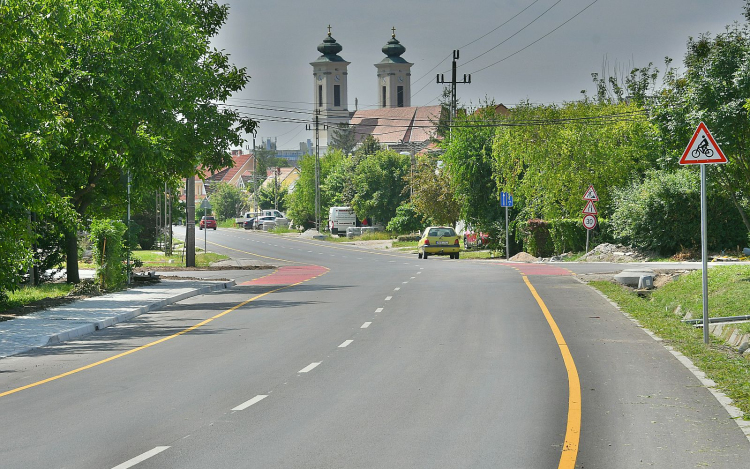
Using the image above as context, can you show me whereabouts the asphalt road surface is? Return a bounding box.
[1,227,749,468]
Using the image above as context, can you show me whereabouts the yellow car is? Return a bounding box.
[418,226,460,259]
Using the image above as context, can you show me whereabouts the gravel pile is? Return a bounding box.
[509,252,540,263]
[578,243,654,263]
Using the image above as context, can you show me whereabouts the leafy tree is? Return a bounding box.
[441,106,502,233]
[257,184,289,212]
[288,150,345,229]
[351,150,409,226]
[411,155,460,226]
[355,135,381,157]
[47,0,257,283]
[386,203,424,234]
[210,182,246,220]
[329,123,357,155]
[650,19,750,231]
[492,100,658,220]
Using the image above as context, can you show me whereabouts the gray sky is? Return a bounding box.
[212,0,744,149]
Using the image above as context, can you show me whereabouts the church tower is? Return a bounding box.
[310,26,350,147]
[375,28,413,108]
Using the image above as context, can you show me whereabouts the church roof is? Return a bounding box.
[349,105,443,146]
[311,29,347,63]
[379,33,410,64]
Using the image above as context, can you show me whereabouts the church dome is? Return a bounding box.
[313,27,346,63]
[382,36,406,58]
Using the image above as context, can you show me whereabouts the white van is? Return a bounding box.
[328,206,357,235]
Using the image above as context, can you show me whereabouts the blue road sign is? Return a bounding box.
[501,192,513,207]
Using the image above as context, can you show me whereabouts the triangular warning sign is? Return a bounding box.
[582,185,598,201]
[679,122,728,165]
[582,200,598,215]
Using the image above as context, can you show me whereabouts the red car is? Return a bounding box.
[464,231,489,249]
[199,216,217,230]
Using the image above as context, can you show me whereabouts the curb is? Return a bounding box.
[44,280,235,346]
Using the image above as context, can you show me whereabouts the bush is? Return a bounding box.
[397,234,421,242]
[386,203,424,234]
[89,219,128,290]
[610,170,747,255]
[547,218,614,254]
[523,219,553,257]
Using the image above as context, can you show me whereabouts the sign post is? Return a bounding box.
[679,122,728,344]
[582,185,599,253]
[501,191,513,260]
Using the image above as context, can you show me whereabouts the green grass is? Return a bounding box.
[589,265,750,419]
[459,250,505,259]
[218,219,236,228]
[0,283,75,312]
[392,241,418,249]
[131,249,228,268]
[270,225,296,234]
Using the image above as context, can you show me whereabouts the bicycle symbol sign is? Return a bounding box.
[679,122,727,165]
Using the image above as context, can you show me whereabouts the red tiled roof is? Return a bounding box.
[349,105,442,145]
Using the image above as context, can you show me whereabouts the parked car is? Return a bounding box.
[418,226,460,259]
[199,216,217,230]
[235,211,261,227]
[243,218,256,230]
[254,215,277,230]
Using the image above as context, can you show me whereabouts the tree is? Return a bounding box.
[411,155,460,227]
[329,123,357,155]
[288,150,346,229]
[211,183,246,220]
[650,18,750,231]
[355,135,381,157]
[351,150,409,226]
[46,0,256,282]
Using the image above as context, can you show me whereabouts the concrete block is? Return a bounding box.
[614,269,656,287]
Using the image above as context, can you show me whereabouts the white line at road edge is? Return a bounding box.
[299,362,321,373]
[112,446,170,469]
[232,395,268,411]
[385,296,392,301]
[375,308,383,313]
[339,340,353,348]
[361,322,372,328]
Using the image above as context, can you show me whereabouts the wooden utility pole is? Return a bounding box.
[436,50,471,133]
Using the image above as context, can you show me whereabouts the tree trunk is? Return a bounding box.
[728,189,750,234]
[65,228,80,284]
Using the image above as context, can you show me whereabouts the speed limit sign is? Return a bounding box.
[583,214,597,230]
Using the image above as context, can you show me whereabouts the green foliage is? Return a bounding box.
[351,150,410,226]
[355,135,381,157]
[610,170,747,254]
[386,203,424,234]
[89,218,128,290]
[210,182,246,220]
[257,184,289,211]
[545,218,614,254]
[288,150,345,229]
[649,20,750,231]
[522,219,553,257]
[411,155,460,226]
[441,106,502,232]
[492,100,658,220]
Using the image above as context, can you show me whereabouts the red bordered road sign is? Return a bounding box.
[583,185,598,201]
[582,200,598,215]
[583,214,597,230]
[679,122,728,165]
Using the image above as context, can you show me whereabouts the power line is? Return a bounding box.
[470,0,601,75]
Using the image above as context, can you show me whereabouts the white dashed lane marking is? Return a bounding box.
[376,308,383,313]
[232,395,268,411]
[112,447,170,469]
[339,340,353,348]
[299,362,321,373]
[394,287,400,291]
[361,322,372,328]
[385,296,392,301]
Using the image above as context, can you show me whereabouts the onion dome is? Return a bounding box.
[313,26,346,63]
[379,28,409,64]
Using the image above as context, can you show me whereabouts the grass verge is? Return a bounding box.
[131,249,228,268]
[0,283,75,312]
[589,265,750,419]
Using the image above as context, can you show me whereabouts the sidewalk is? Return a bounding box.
[0,279,234,358]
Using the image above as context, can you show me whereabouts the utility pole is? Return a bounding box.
[436,50,471,132]
[306,110,326,231]
[246,136,258,214]
[185,176,195,267]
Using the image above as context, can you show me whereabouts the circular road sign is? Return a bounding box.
[583,214,597,230]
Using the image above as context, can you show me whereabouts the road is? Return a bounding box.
[1,227,749,468]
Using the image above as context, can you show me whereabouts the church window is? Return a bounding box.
[318,85,322,107]
[334,85,341,107]
[382,86,386,108]
[397,86,404,107]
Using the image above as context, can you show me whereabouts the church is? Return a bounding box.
[310,27,443,154]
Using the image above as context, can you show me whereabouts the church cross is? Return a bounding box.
[391,26,396,38]
[327,25,332,36]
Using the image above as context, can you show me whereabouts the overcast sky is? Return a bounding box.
[212,0,745,149]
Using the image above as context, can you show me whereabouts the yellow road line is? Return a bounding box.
[522,275,581,469]
[0,268,329,399]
